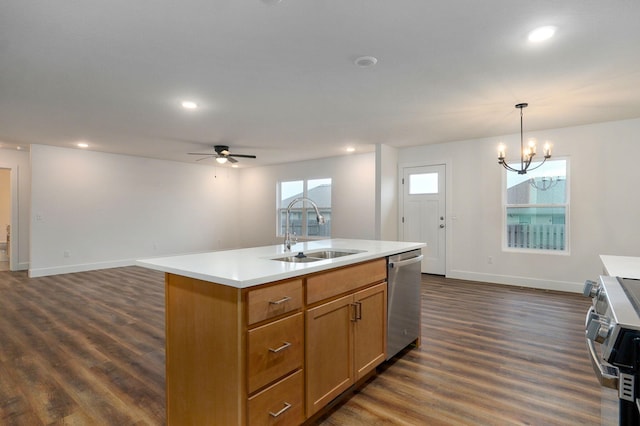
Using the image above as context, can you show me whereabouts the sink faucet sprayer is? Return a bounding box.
[284,197,326,251]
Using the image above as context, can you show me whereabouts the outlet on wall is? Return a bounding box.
[488,256,493,264]
[63,250,70,258]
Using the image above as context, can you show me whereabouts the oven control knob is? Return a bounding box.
[582,280,599,298]
[586,316,611,343]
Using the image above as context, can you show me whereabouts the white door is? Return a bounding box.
[402,165,446,274]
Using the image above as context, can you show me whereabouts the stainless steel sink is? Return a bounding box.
[271,249,365,263]
[305,250,364,259]
[272,255,322,263]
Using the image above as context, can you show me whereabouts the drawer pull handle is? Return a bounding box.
[269,402,292,418]
[269,341,292,353]
[269,296,291,305]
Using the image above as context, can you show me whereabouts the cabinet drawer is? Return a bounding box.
[247,279,303,325]
[248,313,303,394]
[248,369,304,426]
[306,259,387,305]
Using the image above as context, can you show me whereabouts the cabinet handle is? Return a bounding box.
[350,303,358,322]
[355,301,362,320]
[268,341,292,353]
[269,296,291,305]
[269,402,292,418]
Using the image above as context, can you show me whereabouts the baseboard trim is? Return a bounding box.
[28,259,135,278]
[447,269,583,294]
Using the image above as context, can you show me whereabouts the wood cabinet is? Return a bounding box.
[164,258,387,425]
[305,258,387,417]
[353,284,387,380]
[165,275,304,426]
[305,282,387,416]
[306,294,354,415]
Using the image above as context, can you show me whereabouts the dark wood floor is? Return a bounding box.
[317,275,618,426]
[0,267,616,425]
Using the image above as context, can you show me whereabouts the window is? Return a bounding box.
[503,159,568,252]
[409,172,438,194]
[278,178,331,238]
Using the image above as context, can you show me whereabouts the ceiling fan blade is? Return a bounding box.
[227,156,238,163]
[195,156,214,162]
[228,154,257,159]
[188,152,215,155]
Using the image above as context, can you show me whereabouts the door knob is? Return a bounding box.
[439,224,445,228]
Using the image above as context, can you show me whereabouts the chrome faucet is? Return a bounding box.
[284,197,326,251]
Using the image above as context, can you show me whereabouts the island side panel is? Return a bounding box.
[165,273,245,425]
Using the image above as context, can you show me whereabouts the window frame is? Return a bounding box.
[276,178,332,239]
[501,157,570,255]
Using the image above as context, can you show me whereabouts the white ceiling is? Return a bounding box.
[2,0,640,167]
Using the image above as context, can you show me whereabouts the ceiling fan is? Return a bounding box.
[188,145,257,164]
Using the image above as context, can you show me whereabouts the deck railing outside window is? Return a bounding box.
[507,224,565,250]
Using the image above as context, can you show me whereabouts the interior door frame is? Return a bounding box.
[398,158,453,276]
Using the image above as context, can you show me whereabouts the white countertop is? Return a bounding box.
[600,255,640,279]
[137,238,425,288]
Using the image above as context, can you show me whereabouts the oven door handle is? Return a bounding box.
[585,307,619,390]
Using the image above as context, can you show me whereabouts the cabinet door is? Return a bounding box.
[305,294,354,417]
[353,283,387,381]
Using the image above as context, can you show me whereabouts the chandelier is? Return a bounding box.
[498,103,551,174]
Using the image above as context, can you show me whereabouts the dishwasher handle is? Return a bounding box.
[389,255,423,268]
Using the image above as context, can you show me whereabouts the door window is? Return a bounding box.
[409,173,438,194]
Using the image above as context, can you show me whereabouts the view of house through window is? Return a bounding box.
[278,178,331,238]
[504,159,568,251]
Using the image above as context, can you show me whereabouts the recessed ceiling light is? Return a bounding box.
[231,164,239,168]
[354,56,378,67]
[528,26,556,43]
[77,142,89,148]
[181,100,198,110]
[346,146,356,153]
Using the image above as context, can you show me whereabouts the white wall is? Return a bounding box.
[0,148,30,270]
[237,153,376,247]
[375,144,398,240]
[398,117,640,292]
[29,145,239,277]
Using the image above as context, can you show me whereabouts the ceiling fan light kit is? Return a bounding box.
[188,145,257,165]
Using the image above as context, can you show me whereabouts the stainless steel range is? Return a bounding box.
[583,276,640,425]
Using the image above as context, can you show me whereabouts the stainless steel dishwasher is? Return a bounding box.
[386,249,423,360]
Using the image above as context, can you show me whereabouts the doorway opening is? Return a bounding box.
[0,168,10,271]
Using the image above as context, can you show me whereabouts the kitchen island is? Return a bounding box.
[600,255,640,279]
[138,238,424,426]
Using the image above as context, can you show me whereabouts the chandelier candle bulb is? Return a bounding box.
[498,144,506,159]
[543,142,551,157]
